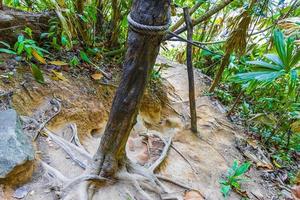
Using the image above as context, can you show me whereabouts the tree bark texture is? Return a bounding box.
[184,7,197,133]
[0,7,53,43]
[165,0,234,40]
[92,0,171,177]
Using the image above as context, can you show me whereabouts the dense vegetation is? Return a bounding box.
[0,0,299,194]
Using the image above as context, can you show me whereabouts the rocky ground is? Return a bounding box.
[0,54,298,199]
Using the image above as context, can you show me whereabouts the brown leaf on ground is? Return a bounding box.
[91,73,103,80]
[256,162,274,170]
[184,190,204,200]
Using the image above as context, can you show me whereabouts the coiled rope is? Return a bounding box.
[127,14,171,35]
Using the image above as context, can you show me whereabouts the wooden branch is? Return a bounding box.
[167,31,222,55]
[209,52,230,93]
[170,1,205,32]
[165,0,234,40]
[227,90,243,116]
[184,7,197,133]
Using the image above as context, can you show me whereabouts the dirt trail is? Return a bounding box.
[0,55,277,199]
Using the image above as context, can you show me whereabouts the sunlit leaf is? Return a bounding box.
[264,54,283,67]
[51,70,68,81]
[80,51,91,63]
[273,29,287,66]
[247,60,282,71]
[0,48,17,55]
[32,49,47,64]
[49,61,68,66]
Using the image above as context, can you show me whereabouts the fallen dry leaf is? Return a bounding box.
[49,60,68,66]
[51,70,68,82]
[91,73,103,80]
[184,190,204,200]
[256,162,274,170]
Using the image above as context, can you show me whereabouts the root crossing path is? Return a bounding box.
[1,56,277,200]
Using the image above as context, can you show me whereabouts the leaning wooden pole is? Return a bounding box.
[184,7,197,133]
[92,0,171,177]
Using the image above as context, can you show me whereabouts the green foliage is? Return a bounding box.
[0,29,47,83]
[219,160,251,198]
[232,29,299,95]
[30,64,45,84]
[229,30,300,154]
[69,56,80,68]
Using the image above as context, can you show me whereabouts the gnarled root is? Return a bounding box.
[37,124,195,200]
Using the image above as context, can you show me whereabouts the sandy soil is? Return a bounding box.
[0,55,280,200]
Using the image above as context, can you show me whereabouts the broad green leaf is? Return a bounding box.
[273,29,287,66]
[264,54,283,67]
[17,42,24,55]
[0,48,17,55]
[235,162,251,176]
[80,51,91,63]
[232,71,284,83]
[31,64,45,84]
[220,185,231,197]
[247,60,282,71]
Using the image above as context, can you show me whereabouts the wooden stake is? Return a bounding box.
[184,7,197,133]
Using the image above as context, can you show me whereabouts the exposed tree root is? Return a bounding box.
[25,108,197,200]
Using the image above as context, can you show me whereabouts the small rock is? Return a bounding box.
[0,109,35,185]
[13,186,29,199]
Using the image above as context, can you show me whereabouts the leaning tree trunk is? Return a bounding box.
[91,0,171,177]
[0,7,53,43]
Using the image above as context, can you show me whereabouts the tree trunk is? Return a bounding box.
[0,8,53,43]
[209,52,230,93]
[96,0,104,34]
[0,0,3,10]
[91,0,171,177]
[108,0,121,48]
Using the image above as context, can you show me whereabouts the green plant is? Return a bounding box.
[69,56,80,67]
[230,29,300,151]
[0,30,48,83]
[232,29,299,95]
[219,160,251,198]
